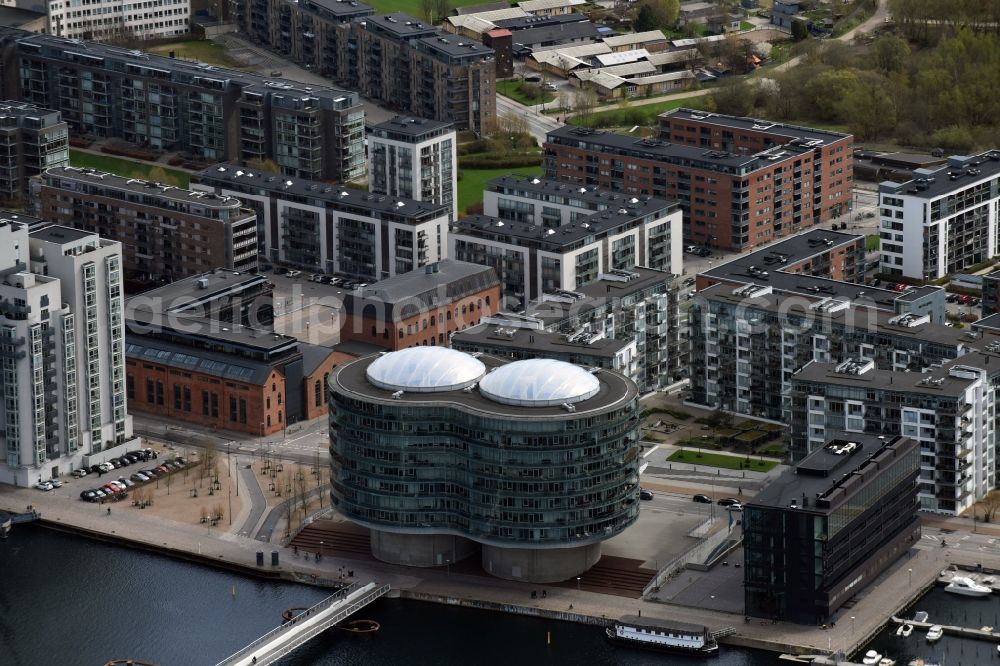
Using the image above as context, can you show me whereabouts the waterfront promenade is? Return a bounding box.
[0,478,990,658]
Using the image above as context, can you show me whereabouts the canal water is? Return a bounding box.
[0,526,779,665]
[862,584,1000,665]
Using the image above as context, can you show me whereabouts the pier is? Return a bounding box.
[214,581,390,666]
[0,508,40,537]
[890,615,1000,644]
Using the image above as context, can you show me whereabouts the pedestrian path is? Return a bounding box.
[238,466,266,538]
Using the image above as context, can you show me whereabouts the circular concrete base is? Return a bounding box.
[481,542,602,583]
[370,530,477,568]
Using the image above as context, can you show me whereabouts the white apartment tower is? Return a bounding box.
[368,116,458,221]
[47,0,190,40]
[878,151,1000,280]
[0,219,137,486]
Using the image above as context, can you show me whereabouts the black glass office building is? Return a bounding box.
[743,434,920,624]
[328,347,640,582]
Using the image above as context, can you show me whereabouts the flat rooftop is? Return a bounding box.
[332,352,636,420]
[129,269,270,314]
[352,260,497,306]
[42,166,244,210]
[16,33,359,105]
[696,282,970,348]
[197,164,448,220]
[29,225,96,244]
[750,434,914,512]
[661,108,851,145]
[879,150,1000,200]
[368,115,453,139]
[0,100,61,121]
[529,268,673,325]
[793,359,977,397]
[486,175,678,215]
[300,0,373,17]
[452,322,631,359]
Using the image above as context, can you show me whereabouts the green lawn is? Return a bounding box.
[147,40,246,68]
[569,94,710,129]
[866,234,880,252]
[458,165,543,214]
[740,21,754,30]
[69,150,191,188]
[668,448,779,472]
[497,80,555,106]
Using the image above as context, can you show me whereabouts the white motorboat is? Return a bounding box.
[863,650,883,665]
[913,611,929,623]
[926,625,943,642]
[896,624,904,636]
[944,575,992,597]
[879,659,896,666]
[901,623,913,637]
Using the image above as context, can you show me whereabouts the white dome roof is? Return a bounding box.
[479,359,600,407]
[366,347,486,393]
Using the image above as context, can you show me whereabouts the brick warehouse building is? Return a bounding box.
[339,259,501,350]
[125,270,351,435]
[543,109,853,253]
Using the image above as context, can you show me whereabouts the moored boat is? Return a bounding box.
[926,625,943,642]
[862,650,883,665]
[944,576,991,597]
[605,616,719,656]
[901,624,913,637]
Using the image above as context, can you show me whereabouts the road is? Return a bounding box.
[496,95,562,146]
[775,0,890,73]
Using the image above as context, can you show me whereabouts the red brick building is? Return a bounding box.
[340,260,501,351]
[543,109,853,253]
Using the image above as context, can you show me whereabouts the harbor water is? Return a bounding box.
[0,526,777,665]
[862,584,1000,665]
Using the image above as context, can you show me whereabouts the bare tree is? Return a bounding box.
[421,0,434,22]
[432,0,451,23]
[980,491,1000,522]
[573,88,599,120]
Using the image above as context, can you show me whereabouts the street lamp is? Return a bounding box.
[576,576,581,591]
[851,616,856,636]
[319,540,324,561]
[445,558,451,576]
[908,568,912,587]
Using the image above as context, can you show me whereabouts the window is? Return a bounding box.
[183,386,191,412]
[314,379,322,407]
[173,384,181,410]
[277,393,282,405]
[156,381,164,406]
[278,410,282,423]
[127,375,135,400]
[202,390,209,415]
[145,379,154,403]
[446,311,451,321]
[229,396,237,421]
[239,398,247,424]
[399,328,404,339]
[210,392,218,417]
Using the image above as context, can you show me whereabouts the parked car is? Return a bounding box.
[717,497,741,506]
[542,82,557,91]
[141,468,160,478]
[89,464,103,474]
[639,488,654,501]
[946,294,958,303]
[286,270,302,278]
[692,494,712,503]
[49,479,63,488]
[34,481,53,491]
[682,277,696,287]
[99,462,115,473]
[109,459,122,469]
[93,488,107,499]
[960,294,972,305]
[175,456,188,466]
[727,502,744,512]
[80,490,97,501]
[117,477,136,488]
[72,469,88,478]
[131,473,149,482]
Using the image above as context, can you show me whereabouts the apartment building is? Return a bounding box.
[33,166,258,282]
[790,358,992,516]
[368,116,457,220]
[544,111,853,252]
[452,266,679,391]
[450,176,682,304]
[0,31,365,182]
[0,220,140,486]
[231,4,496,133]
[126,272,348,435]
[339,259,501,350]
[192,163,450,279]
[46,0,189,40]
[0,101,68,204]
[983,270,1000,317]
[878,151,1000,280]
[744,434,919,623]
[689,282,969,435]
[695,228,946,324]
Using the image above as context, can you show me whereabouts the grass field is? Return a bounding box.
[668,448,779,472]
[147,40,245,69]
[569,94,710,128]
[69,150,191,187]
[458,165,543,214]
[497,80,555,106]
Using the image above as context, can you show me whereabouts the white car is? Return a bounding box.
[48,479,63,488]
[99,462,115,473]
[727,502,744,512]
[34,481,53,491]
[72,469,88,478]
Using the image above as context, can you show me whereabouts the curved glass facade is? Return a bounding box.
[328,356,641,549]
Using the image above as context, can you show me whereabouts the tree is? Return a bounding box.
[980,490,1000,523]
[432,0,451,23]
[712,77,756,116]
[572,88,598,121]
[791,18,809,41]
[840,72,897,141]
[871,35,911,75]
[633,0,680,32]
[420,0,433,22]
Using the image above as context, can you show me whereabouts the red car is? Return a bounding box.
[895,283,908,292]
[959,294,972,305]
